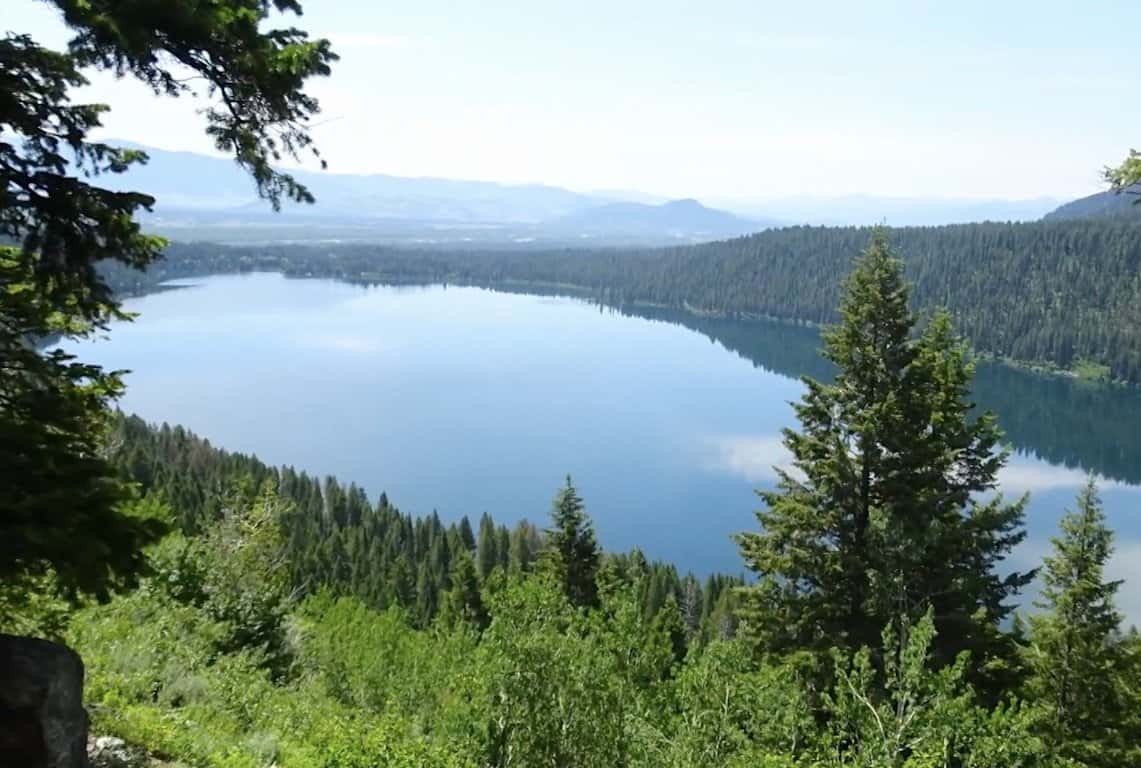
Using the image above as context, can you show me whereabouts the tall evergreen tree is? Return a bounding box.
[1024,479,1137,767]
[509,520,540,573]
[1,251,164,602]
[736,230,1030,680]
[388,556,415,609]
[443,550,487,629]
[3,0,333,606]
[541,476,600,608]
[476,512,499,580]
[413,560,438,628]
[429,535,452,588]
[457,515,476,552]
[496,526,512,572]
[680,574,703,637]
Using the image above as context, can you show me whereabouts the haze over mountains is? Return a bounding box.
[723,195,1064,227]
[109,142,1108,245]
[110,143,764,245]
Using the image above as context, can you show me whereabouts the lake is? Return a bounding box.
[68,272,1141,619]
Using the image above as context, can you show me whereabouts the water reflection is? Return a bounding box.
[622,304,1141,488]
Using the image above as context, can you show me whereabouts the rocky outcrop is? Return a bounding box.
[88,736,148,768]
[0,633,88,768]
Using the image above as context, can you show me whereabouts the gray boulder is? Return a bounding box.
[0,633,88,768]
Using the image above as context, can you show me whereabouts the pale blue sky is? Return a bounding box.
[11,0,1140,202]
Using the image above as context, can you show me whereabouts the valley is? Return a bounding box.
[64,273,1141,620]
[7,1,1141,764]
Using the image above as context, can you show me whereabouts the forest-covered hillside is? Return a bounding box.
[1044,187,1141,221]
[105,412,737,637]
[24,238,1136,767]
[111,217,1141,381]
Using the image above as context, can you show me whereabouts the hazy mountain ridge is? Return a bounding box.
[106,142,599,222]
[102,142,1089,243]
[1043,187,1141,221]
[103,142,763,244]
[549,198,773,238]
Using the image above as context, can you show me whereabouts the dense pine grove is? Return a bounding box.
[107,412,739,637]
[106,216,1141,381]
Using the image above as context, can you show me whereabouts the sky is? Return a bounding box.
[10,0,1140,203]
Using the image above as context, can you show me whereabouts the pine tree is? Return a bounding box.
[443,551,487,629]
[2,0,333,606]
[509,520,540,573]
[654,594,688,663]
[1025,479,1137,767]
[429,535,451,589]
[680,574,704,637]
[736,230,1030,681]
[457,516,476,552]
[476,512,499,580]
[541,476,600,608]
[414,560,438,628]
[496,526,512,572]
[388,556,415,609]
[643,566,673,620]
[704,588,739,643]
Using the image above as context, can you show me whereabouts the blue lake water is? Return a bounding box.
[67,273,1141,619]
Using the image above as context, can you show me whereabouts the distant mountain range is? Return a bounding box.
[97,141,1121,243]
[104,142,767,245]
[549,198,761,239]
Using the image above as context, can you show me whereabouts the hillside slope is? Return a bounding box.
[1044,187,1141,220]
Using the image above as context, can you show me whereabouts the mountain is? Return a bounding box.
[549,198,770,240]
[101,142,758,245]
[105,142,598,222]
[99,141,1068,240]
[1043,187,1141,220]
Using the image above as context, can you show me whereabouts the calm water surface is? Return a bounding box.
[68,273,1141,618]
